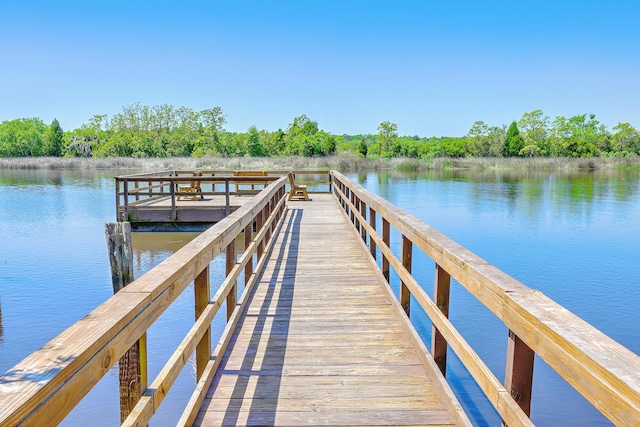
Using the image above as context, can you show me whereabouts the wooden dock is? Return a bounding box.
[194,195,465,426]
[2,171,639,427]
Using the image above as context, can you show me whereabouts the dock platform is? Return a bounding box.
[194,195,464,426]
[2,171,638,427]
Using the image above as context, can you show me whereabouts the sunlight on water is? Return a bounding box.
[1,168,638,426]
[352,170,640,427]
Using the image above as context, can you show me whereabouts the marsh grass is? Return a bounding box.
[1,155,639,171]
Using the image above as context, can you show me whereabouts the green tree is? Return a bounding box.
[372,121,398,157]
[247,125,264,156]
[551,114,607,157]
[44,119,64,156]
[518,110,550,157]
[504,121,524,156]
[466,121,505,157]
[610,122,640,156]
[263,129,285,156]
[358,137,368,157]
[0,118,47,157]
[283,114,336,157]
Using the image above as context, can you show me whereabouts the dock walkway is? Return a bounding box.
[195,194,463,426]
[4,172,637,427]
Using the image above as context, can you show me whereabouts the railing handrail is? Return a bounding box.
[114,169,331,180]
[115,170,332,222]
[330,170,640,426]
[0,177,288,426]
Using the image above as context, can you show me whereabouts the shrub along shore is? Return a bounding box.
[1,155,639,172]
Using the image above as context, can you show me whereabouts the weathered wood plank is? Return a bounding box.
[194,194,466,426]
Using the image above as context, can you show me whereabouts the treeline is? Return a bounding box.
[1,104,639,159]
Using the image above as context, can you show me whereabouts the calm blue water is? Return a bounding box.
[1,168,638,426]
[350,169,640,427]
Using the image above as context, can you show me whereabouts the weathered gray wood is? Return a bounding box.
[0,179,287,427]
[105,222,134,293]
[195,194,467,426]
[105,222,147,423]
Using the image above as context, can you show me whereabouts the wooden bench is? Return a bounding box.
[177,172,205,201]
[288,172,309,201]
[233,171,269,193]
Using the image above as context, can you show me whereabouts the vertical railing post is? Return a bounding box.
[226,240,237,321]
[360,200,367,242]
[244,223,253,286]
[170,178,176,221]
[350,191,356,224]
[504,330,535,420]
[400,235,412,317]
[382,219,390,283]
[328,172,332,193]
[123,179,129,221]
[225,179,231,216]
[194,265,210,380]
[354,195,361,234]
[432,264,450,376]
[105,222,147,423]
[134,181,139,202]
[115,178,121,221]
[346,187,351,218]
[256,210,264,259]
[369,208,377,259]
[264,204,272,244]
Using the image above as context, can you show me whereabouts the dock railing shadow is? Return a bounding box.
[0,177,290,426]
[212,208,302,425]
[330,170,640,427]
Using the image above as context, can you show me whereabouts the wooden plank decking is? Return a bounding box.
[194,194,464,426]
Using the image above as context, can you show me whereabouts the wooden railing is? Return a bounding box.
[330,171,640,427]
[115,170,331,221]
[0,178,288,426]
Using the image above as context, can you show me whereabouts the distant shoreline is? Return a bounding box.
[1,155,639,171]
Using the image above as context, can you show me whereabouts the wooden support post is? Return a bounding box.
[382,219,390,283]
[350,191,356,224]
[115,179,122,221]
[369,208,377,259]
[264,205,271,244]
[346,188,351,218]
[360,201,367,242]
[244,223,253,285]
[256,210,264,259]
[170,178,176,220]
[123,179,130,221]
[400,235,412,317]
[225,180,231,216]
[226,240,237,321]
[194,265,210,381]
[134,181,139,201]
[354,196,361,235]
[105,222,147,423]
[504,330,535,420]
[432,264,450,376]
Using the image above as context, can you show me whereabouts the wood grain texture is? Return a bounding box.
[0,179,287,427]
[194,194,464,426]
[331,171,640,426]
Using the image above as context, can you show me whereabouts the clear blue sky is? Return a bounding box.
[1,1,638,136]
